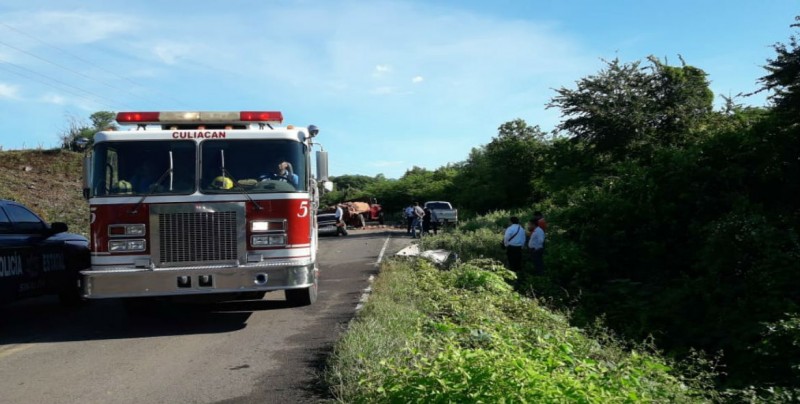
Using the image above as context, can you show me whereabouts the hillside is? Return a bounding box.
[0,149,88,236]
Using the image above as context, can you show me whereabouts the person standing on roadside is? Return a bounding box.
[422,206,432,235]
[503,216,526,273]
[533,211,548,232]
[430,209,439,235]
[527,217,546,274]
[335,204,348,236]
[405,204,415,234]
[411,202,425,238]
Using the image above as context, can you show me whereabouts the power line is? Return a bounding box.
[0,65,119,110]
[0,39,152,104]
[0,63,123,109]
[0,58,133,109]
[0,22,190,108]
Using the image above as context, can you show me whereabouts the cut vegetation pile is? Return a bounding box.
[326,257,712,403]
[0,149,88,235]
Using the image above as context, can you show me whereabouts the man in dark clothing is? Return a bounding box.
[422,207,432,235]
[404,205,415,234]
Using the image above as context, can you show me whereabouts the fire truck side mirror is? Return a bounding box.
[315,150,329,182]
[323,181,334,192]
[82,155,92,200]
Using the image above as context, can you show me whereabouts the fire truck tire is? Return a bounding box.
[378,212,385,225]
[285,284,317,306]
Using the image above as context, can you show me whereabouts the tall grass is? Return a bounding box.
[326,257,713,402]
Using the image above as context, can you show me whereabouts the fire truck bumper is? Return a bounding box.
[80,261,317,299]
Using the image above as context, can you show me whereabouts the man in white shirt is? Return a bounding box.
[335,204,348,236]
[503,216,526,273]
[527,218,546,274]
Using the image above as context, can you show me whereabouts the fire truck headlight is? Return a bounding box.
[126,225,146,236]
[251,221,270,232]
[109,239,146,252]
[251,220,287,232]
[251,235,287,247]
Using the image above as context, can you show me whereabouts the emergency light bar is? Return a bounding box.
[116,111,284,125]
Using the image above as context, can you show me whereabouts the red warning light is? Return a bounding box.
[239,111,283,123]
[116,112,160,123]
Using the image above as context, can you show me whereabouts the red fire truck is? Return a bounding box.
[80,111,328,306]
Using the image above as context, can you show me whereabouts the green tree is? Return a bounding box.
[548,57,713,159]
[760,17,800,118]
[89,111,118,131]
[453,119,547,212]
[59,110,117,151]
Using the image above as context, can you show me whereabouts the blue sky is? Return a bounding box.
[0,0,796,178]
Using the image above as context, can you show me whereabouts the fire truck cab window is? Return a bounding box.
[92,141,196,197]
[200,140,306,193]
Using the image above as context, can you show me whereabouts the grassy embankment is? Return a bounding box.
[0,149,88,236]
[326,252,713,402]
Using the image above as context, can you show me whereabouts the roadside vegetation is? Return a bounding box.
[327,18,800,401]
[327,257,713,402]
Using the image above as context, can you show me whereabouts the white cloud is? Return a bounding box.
[0,83,20,99]
[2,10,140,45]
[372,64,392,78]
[39,93,98,111]
[40,93,66,105]
[411,75,424,84]
[152,42,199,65]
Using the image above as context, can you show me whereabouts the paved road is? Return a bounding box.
[0,229,411,404]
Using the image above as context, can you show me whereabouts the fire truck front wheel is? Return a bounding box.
[285,283,317,307]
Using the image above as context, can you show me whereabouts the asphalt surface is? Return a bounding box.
[0,228,412,404]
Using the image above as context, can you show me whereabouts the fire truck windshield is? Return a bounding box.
[200,139,306,193]
[92,140,196,197]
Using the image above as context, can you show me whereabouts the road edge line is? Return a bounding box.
[374,235,390,268]
[355,235,391,312]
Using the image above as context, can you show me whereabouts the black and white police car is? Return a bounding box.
[0,199,89,305]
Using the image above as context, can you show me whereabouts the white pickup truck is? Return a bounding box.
[424,201,458,226]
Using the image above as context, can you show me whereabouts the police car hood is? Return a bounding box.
[48,232,89,245]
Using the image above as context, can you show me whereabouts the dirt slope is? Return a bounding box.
[0,149,88,236]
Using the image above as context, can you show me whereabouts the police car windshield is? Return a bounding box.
[200,139,306,194]
[92,141,196,197]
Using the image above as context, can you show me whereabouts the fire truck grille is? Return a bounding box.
[158,211,238,264]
